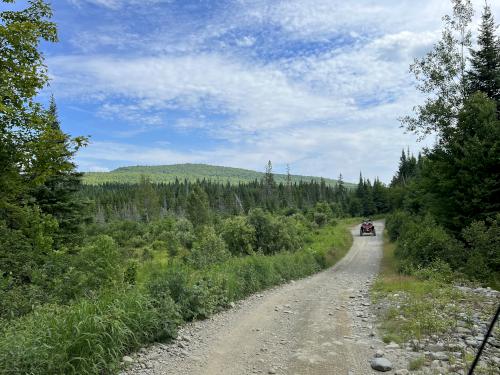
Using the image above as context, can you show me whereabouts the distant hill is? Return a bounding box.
[82,163,354,187]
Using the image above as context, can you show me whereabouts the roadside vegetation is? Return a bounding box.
[0,218,355,374]
[373,231,467,344]
[373,229,499,373]
[384,0,500,288]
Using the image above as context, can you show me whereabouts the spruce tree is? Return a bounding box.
[31,97,90,246]
[467,2,500,112]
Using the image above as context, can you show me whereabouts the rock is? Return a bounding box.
[229,302,236,308]
[374,350,384,358]
[428,343,445,352]
[430,352,448,361]
[268,368,277,374]
[122,356,134,364]
[370,357,393,372]
[385,342,400,349]
[395,370,409,375]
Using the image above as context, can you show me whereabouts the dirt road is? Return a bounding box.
[123,221,390,375]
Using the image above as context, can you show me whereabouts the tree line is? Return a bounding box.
[386,0,500,286]
[80,169,389,223]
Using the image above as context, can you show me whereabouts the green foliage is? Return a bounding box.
[387,1,500,286]
[461,214,500,285]
[396,216,462,268]
[188,226,230,269]
[247,208,305,255]
[467,3,500,110]
[173,218,196,249]
[386,210,499,285]
[58,235,124,298]
[417,94,500,231]
[220,216,256,256]
[0,219,354,374]
[385,210,415,241]
[401,0,473,138]
[186,185,211,228]
[83,163,353,187]
[0,288,179,375]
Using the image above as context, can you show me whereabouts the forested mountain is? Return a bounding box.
[83,163,355,187]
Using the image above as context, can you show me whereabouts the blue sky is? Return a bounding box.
[13,0,500,182]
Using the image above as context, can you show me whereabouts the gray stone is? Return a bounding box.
[430,352,448,361]
[370,357,393,372]
[374,350,384,358]
[395,370,409,375]
[385,342,400,349]
[122,356,134,364]
[428,342,445,352]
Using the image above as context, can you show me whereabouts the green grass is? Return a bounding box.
[83,163,355,187]
[408,356,426,371]
[372,230,464,342]
[0,219,356,375]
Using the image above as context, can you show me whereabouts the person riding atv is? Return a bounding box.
[360,219,376,236]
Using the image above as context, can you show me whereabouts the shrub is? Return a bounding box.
[461,214,500,284]
[188,226,230,268]
[396,216,463,269]
[174,218,196,249]
[220,216,256,256]
[247,209,305,254]
[385,210,415,241]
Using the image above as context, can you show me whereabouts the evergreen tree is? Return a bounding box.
[263,160,276,210]
[135,176,160,222]
[31,97,90,246]
[418,93,500,231]
[186,185,210,228]
[467,2,500,112]
[372,178,389,213]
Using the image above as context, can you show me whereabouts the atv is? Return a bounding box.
[360,220,376,236]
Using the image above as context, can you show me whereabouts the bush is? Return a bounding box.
[395,215,463,269]
[461,214,500,284]
[53,235,124,301]
[247,209,305,254]
[174,218,196,249]
[385,210,415,241]
[220,216,256,256]
[188,226,230,268]
[412,259,455,283]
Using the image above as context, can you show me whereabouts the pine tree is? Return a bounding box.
[186,185,210,228]
[467,2,500,112]
[263,160,276,210]
[31,97,90,246]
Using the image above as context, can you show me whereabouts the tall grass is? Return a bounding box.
[0,220,354,374]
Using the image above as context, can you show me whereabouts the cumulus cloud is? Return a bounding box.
[54,0,498,181]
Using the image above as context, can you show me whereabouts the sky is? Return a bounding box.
[12,0,500,182]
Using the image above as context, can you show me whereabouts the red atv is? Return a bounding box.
[360,220,376,236]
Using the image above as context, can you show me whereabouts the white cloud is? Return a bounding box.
[49,53,351,132]
[57,0,500,181]
[69,0,172,10]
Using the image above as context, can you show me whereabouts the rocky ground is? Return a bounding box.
[119,221,499,374]
[371,286,500,374]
